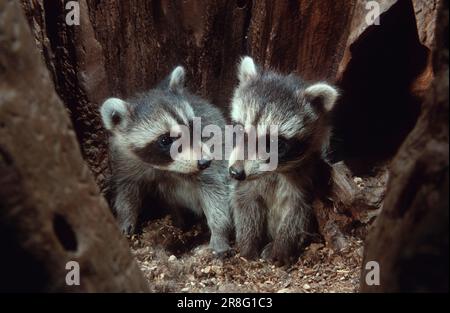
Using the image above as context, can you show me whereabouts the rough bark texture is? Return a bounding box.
[361,0,448,292]
[19,0,441,251]
[21,0,437,183]
[313,162,389,251]
[247,0,355,81]
[20,0,438,173]
[0,0,148,292]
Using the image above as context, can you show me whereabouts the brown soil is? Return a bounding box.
[129,216,363,293]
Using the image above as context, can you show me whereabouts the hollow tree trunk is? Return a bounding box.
[0,0,148,292]
[20,0,410,187]
[19,0,440,251]
[360,0,448,292]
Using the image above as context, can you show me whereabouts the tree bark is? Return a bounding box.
[18,0,442,261]
[18,0,411,185]
[20,0,439,174]
[0,0,148,292]
[360,0,448,292]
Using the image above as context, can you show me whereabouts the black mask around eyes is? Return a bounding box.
[157,133,175,150]
[267,136,310,161]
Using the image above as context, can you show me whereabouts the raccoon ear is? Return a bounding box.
[238,56,257,84]
[169,66,186,91]
[100,98,128,131]
[304,83,339,112]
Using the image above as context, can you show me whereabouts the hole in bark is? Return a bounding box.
[53,214,78,252]
[330,0,429,175]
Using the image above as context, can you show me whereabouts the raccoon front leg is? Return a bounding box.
[201,187,232,256]
[232,193,267,259]
[270,198,312,265]
[113,181,142,235]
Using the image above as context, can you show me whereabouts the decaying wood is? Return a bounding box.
[18,0,348,183]
[331,0,437,172]
[17,0,443,270]
[248,0,356,81]
[314,162,388,251]
[360,0,448,292]
[0,0,148,292]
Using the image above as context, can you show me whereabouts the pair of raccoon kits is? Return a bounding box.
[100,57,339,264]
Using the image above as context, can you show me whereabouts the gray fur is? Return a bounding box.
[101,66,231,254]
[230,57,338,264]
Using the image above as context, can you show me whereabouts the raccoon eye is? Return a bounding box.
[264,135,289,157]
[158,134,175,148]
[277,138,289,157]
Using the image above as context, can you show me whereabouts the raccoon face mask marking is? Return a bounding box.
[101,67,232,255]
[100,66,210,174]
[229,56,339,180]
[230,57,339,265]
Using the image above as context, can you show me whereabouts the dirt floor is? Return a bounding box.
[129,216,364,293]
[128,167,389,293]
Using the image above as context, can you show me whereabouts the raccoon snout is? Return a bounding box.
[229,165,246,181]
[197,159,212,170]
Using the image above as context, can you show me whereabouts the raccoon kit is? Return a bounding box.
[229,57,339,264]
[100,66,231,254]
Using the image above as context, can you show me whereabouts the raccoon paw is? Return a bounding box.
[238,245,260,260]
[118,220,136,236]
[212,248,235,259]
[260,242,273,261]
[260,241,292,265]
[209,241,232,259]
[195,244,233,259]
[269,242,297,266]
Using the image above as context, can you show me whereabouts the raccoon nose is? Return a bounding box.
[197,159,212,170]
[229,166,246,181]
